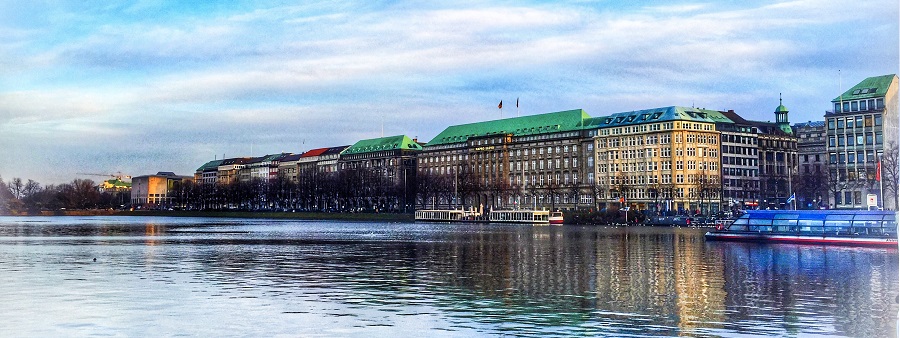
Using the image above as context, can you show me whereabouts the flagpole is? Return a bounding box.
[878,153,884,209]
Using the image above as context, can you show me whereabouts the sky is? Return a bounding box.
[1,0,897,184]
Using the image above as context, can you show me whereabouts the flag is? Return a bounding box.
[786,193,795,204]
[876,160,881,181]
[516,98,519,108]
[498,100,502,109]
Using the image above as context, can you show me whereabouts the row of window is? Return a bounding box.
[832,98,884,114]
[827,114,882,129]
[828,132,883,147]
[721,134,758,145]
[600,121,714,136]
[599,133,718,147]
[828,150,883,164]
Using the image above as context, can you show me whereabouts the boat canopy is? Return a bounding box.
[729,210,897,236]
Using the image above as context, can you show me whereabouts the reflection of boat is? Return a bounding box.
[705,210,898,247]
[549,211,564,225]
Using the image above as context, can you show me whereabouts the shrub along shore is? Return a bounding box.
[3,209,415,222]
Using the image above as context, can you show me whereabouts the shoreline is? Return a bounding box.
[2,210,415,222]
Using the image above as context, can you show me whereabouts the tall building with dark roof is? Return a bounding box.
[825,74,898,209]
[793,120,827,209]
[717,110,762,210]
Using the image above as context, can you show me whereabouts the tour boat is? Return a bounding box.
[415,208,552,224]
[414,209,480,222]
[549,211,564,225]
[705,210,898,247]
[488,209,550,224]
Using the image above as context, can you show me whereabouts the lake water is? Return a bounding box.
[0,216,896,337]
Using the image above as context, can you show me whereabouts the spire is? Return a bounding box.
[774,93,792,135]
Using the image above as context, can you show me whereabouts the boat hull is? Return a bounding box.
[705,231,898,247]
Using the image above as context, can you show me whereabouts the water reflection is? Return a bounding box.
[0,217,895,337]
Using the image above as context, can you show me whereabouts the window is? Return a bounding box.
[851,101,858,111]
[829,137,836,147]
[855,116,863,128]
[857,134,864,145]
[828,119,835,129]
[875,114,882,126]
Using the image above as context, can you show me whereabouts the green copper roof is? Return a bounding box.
[596,106,733,128]
[196,159,223,172]
[832,74,898,102]
[342,135,423,155]
[104,178,131,188]
[426,109,590,146]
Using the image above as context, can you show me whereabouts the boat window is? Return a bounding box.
[825,214,854,221]
[774,213,799,220]
[797,219,823,233]
[732,218,749,225]
[852,214,884,221]
[824,220,851,234]
[749,219,772,225]
[773,219,797,232]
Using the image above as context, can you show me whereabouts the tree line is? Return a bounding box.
[0,177,130,214]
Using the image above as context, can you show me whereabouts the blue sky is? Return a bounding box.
[1,0,897,184]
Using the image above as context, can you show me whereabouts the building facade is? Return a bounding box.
[420,110,590,212]
[592,106,727,214]
[826,74,898,209]
[793,121,827,209]
[339,135,421,212]
[131,172,191,208]
[717,110,761,210]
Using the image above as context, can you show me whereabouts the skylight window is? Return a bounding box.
[627,116,636,122]
[852,89,862,95]
[651,112,663,119]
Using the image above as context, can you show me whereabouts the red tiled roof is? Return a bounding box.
[300,148,329,157]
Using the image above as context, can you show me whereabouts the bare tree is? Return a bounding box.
[8,177,23,200]
[882,141,900,210]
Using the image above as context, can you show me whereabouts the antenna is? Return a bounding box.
[838,69,843,112]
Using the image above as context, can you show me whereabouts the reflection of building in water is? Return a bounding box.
[425,227,728,330]
[671,229,727,332]
[719,244,898,337]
